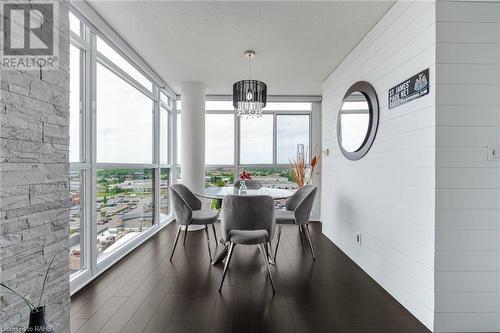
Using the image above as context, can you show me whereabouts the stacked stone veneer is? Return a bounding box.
[0,1,71,331]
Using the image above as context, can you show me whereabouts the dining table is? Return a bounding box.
[195,186,294,265]
[197,186,294,201]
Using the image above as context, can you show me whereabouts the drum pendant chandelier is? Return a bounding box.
[233,50,267,118]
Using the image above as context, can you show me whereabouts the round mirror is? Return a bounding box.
[337,81,379,160]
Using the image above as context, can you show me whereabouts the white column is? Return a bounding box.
[180,82,206,193]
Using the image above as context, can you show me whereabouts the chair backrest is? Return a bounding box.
[233,179,262,189]
[170,183,202,210]
[169,184,202,225]
[221,195,275,242]
[286,185,318,225]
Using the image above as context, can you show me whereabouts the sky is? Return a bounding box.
[69,44,80,162]
[95,63,153,164]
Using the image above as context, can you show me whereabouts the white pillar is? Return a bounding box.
[180,82,206,193]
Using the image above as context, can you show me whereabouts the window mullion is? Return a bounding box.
[89,30,98,276]
[96,54,154,100]
[234,112,239,180]
[172,108,179,184]
[79,47,85,164]
[153,86,160,225]
[168,109,173,166]
[153,86,160,166]
[273,112,277,167]
[70,32,88,50]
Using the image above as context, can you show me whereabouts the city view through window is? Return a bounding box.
[160,168,170,219]
[205,168,298,190]
[69,171,82,274]
[203,168,298,211]
[95,169,154,261]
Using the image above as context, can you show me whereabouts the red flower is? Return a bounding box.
[311,156,318,169]
[239,171,252,180]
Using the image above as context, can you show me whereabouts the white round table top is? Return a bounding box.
[196,186,294,200]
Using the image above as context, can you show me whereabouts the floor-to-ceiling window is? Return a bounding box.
[276,114,311,164]
[205,107,236,187]
[69,9,176,292]
[238,103,312,190]
[69,12,87,276]
[160,93,173,219]
[177,100,316,190]
[205,113,234,165]
[240,114,274,165]
[94,57,155,262]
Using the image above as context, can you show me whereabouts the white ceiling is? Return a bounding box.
[87,1,394,95]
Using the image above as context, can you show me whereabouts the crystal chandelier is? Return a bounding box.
[233,50,267,117]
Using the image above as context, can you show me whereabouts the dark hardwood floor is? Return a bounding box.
[70,222,431,333]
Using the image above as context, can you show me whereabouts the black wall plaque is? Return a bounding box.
[388,68,429,109]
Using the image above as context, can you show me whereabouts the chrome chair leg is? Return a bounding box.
[266,241,275,265]
[304,224,316,261]
[273,224,282,262]
[298,225,305,248]
[258,242,274,266]
[211,223,218,249]
[219,242,235,292]
[183,226,188,246]
[204,225,212,261]
[259,244,275,294]
[212,243,228,266]
[169,226,182,262]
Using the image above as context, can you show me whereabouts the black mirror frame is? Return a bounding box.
[337,81,379,161]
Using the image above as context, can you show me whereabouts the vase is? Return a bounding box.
[25,306,54,332]
[239,180,247,194]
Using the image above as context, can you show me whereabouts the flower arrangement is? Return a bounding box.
[289,144,321,187]
[289,154,306,187]
[239,170,252,180]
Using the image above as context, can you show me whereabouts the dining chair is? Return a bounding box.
[218,195,276,293]
[169,184,219,262]
[233,179,262,189]
[274,185,318,261]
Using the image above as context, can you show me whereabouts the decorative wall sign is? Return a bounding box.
[388,68,429,109]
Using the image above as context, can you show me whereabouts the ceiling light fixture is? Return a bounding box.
[233,50,267,117]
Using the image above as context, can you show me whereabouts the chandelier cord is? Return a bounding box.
[248,54,251,80]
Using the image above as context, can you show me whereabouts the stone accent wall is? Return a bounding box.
[0,1,71,331]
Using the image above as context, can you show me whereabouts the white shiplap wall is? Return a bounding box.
[321,1,436,330]
[434,1,500,332]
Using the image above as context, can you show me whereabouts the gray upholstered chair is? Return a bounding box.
[219,195,276,293]
[274,185,318,261]
[233,179,262,189]
[169,184,219,262]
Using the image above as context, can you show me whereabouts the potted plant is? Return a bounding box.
[1,249,68,332]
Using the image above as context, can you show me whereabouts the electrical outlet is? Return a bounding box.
[487,145,499,161]
[356,233,361,246]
